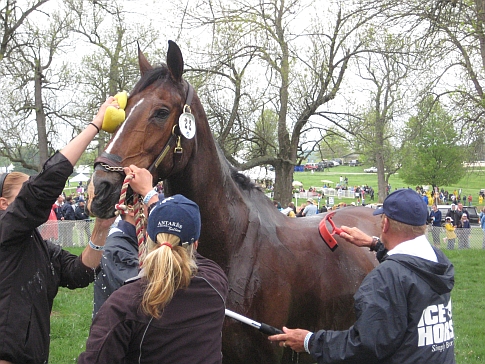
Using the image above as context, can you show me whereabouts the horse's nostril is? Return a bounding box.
[88,173,123,218]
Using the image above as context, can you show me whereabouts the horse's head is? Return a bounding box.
[87,41,201,218]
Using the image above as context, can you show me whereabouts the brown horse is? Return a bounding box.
[87,40,380,363]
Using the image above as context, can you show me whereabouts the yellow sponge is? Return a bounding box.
[102,91,128,133]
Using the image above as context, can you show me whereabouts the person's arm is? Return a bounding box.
[102,238,139,293]
[81,216,116,269]
[339,226,387,262]
[269,266,407,362]
[339,226,374,248]
[122,165,158,216]
[60,97,116,166]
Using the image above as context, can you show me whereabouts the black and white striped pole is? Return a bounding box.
[225,309,283,335]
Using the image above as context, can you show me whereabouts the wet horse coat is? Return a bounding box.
[87,41,380,363]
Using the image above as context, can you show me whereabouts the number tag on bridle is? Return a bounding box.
[179,105,196,139]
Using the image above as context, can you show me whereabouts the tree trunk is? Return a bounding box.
[35,61,48,170]
[273,160,293,206]
[376,151,387,202]
[475,0,485,83]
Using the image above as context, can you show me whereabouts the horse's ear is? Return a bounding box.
[166,40,184,82]
[138,43,153,76]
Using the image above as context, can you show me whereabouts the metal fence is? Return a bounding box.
[427,225,485,250]
[39,220,94,247]
[39,219,485,250]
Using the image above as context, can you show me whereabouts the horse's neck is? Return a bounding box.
[165,135,247,267]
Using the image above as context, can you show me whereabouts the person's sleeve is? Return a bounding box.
[0,153,72,246]
[373,241,388,263]
[77,294,132,364]
[102,239,139,294]
[53,243,96,288]
[310,263,407,363]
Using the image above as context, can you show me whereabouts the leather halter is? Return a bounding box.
[93,81,194,177]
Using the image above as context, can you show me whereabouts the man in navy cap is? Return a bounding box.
[269,188,456,363]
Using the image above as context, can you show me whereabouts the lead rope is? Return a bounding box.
[115,174,147,266]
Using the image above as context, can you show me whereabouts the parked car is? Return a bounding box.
[464,206,480,225]
[330,160,340,166]
[364,166,378,173]
[304,163,318,170]
[316,161,328,171]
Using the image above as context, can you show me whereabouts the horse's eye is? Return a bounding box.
[153,108,170,120]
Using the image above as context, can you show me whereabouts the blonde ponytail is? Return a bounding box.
[141,233,197,318]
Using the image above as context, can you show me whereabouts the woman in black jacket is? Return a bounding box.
[78,168,228,364]
[0,97,116,364]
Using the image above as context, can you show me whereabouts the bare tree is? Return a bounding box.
[65,0,164,154]
[351,33,421,201]
[174,0,388,204]
[0,0,50,61]
[0,9,74,170]
[378,0,485,154]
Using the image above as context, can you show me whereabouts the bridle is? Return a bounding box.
[93,81,195,179]
[93,80,194,264]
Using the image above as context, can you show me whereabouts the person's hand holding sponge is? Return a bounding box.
[102,91,128,133]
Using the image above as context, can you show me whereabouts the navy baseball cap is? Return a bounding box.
[373,188,428,226]
[147,194,201,246]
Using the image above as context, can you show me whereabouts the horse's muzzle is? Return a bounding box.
[86,171,124,219]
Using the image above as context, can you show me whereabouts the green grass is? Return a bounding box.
[294,166,485,207]
[50,247,92,363]
[445,250,485,362]
[49,248,485,363]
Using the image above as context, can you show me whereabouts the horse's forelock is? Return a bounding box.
[131,66,170,95]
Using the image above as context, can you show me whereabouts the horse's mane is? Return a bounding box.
[131,65,171,95]
[230,167,261,192]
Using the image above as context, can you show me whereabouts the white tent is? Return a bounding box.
[70,173,90,183]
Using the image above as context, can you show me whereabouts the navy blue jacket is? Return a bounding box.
[429,209,442,227]
[310,246,455,364]
[93,220,138,316]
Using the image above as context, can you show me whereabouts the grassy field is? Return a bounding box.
[49,247,485,363]
[292,165,485,208]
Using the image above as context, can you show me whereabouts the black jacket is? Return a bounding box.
[61,202,76,220]
[0,153,96,364]
[446,209,461,226]
[310,244,455,364]
[74,204,90,220]
[93,220,138,316]
[78,253,228,364]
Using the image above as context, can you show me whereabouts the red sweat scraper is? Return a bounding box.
[318,211,342,251]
